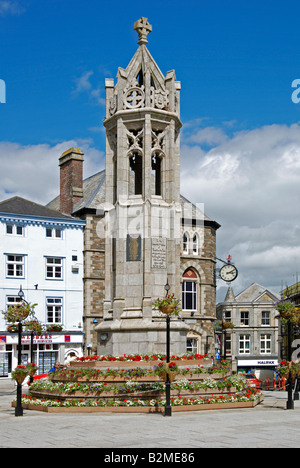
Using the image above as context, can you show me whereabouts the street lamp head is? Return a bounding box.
[18,285,25,300]
[164,278,170,296]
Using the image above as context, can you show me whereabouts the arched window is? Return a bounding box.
[129,152,143,195]
[193,234,198,255]
[183,233,189,254]
[187,337,199,354]
[182,269,197,312]
[151,152,162,196]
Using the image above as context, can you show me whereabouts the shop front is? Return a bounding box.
[0,332,83,377]
[237,358,279,380]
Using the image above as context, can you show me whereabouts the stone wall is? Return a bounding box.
[83,214,105,351]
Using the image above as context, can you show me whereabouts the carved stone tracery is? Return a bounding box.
[127,128,144,156]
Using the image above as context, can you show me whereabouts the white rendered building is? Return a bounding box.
[0,196,85,376]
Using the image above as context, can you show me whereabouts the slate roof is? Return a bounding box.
[235,283,280,303]
[0,196,76,220]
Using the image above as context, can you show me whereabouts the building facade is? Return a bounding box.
[216,283,280,379]
[0,196,85,376]
[48,18,220,357]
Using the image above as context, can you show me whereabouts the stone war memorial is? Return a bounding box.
[14,18,263,413]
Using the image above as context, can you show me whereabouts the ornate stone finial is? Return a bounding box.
[134,17,152,45]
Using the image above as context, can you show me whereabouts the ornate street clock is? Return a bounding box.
[219,263,238,282]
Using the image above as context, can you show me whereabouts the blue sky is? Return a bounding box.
[1,0,300,300]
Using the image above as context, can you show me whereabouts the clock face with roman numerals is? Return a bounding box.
[220,264,238,282]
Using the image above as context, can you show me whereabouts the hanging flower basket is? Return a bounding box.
[159,305,175,315]
[2,302,37,324]
[154,362,179,381]
[7,324,19,333]
[11,365,28,385]
[152,294,181,316]
[275,300,300,324]
[27,363,38,377]
[24,320,44,336]
[277,360,300,380]
[215,321,234,330]
[159,370,178,382]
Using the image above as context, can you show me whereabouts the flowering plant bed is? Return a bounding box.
[13,356,260,414]
[49,363,231,383]
[74,353,209,363]
[13,389,263,413]
[30,376,242,400]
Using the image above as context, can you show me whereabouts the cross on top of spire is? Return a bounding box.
[134,17,152,45]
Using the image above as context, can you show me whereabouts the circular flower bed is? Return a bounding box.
[18,387,262,409]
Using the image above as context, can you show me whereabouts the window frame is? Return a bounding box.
[45,256,63,280]
[260,334,272,355]
[46,297,63,324]
[45,227,63,239]
[240,311,249,327]
[239,334,251,355]
[182,280,197,312]
[6,254,25,278]
[6,224,24,237]
[261,311,270,326]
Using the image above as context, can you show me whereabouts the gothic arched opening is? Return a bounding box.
[151,152,162,196]
[129,152,143,195]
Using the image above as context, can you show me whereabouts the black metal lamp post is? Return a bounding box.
[164,279,172,417]
[15,286,27,417]
[286,319,294,410]
[15,317,23,417]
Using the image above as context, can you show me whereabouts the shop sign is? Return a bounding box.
[237,359,278,367]
[22,334,53,344]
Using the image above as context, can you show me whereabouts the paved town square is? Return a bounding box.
[0,379,300,449]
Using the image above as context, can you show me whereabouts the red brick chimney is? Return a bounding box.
[59,147,84,215]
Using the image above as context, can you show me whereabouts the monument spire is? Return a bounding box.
[133,17,152,45]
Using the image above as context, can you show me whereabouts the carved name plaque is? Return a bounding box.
[126,235,142,261]
[151,238,167,269]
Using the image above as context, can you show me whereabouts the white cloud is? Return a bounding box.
[72,71,106,106]
[180,122,300,299]
[0,141,104,205]
[72,71,94,94]
[185,126,228,146]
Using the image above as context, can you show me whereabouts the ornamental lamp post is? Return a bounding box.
[164,278,172,417]
[286,318,294,410]
[15,285,28,417]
